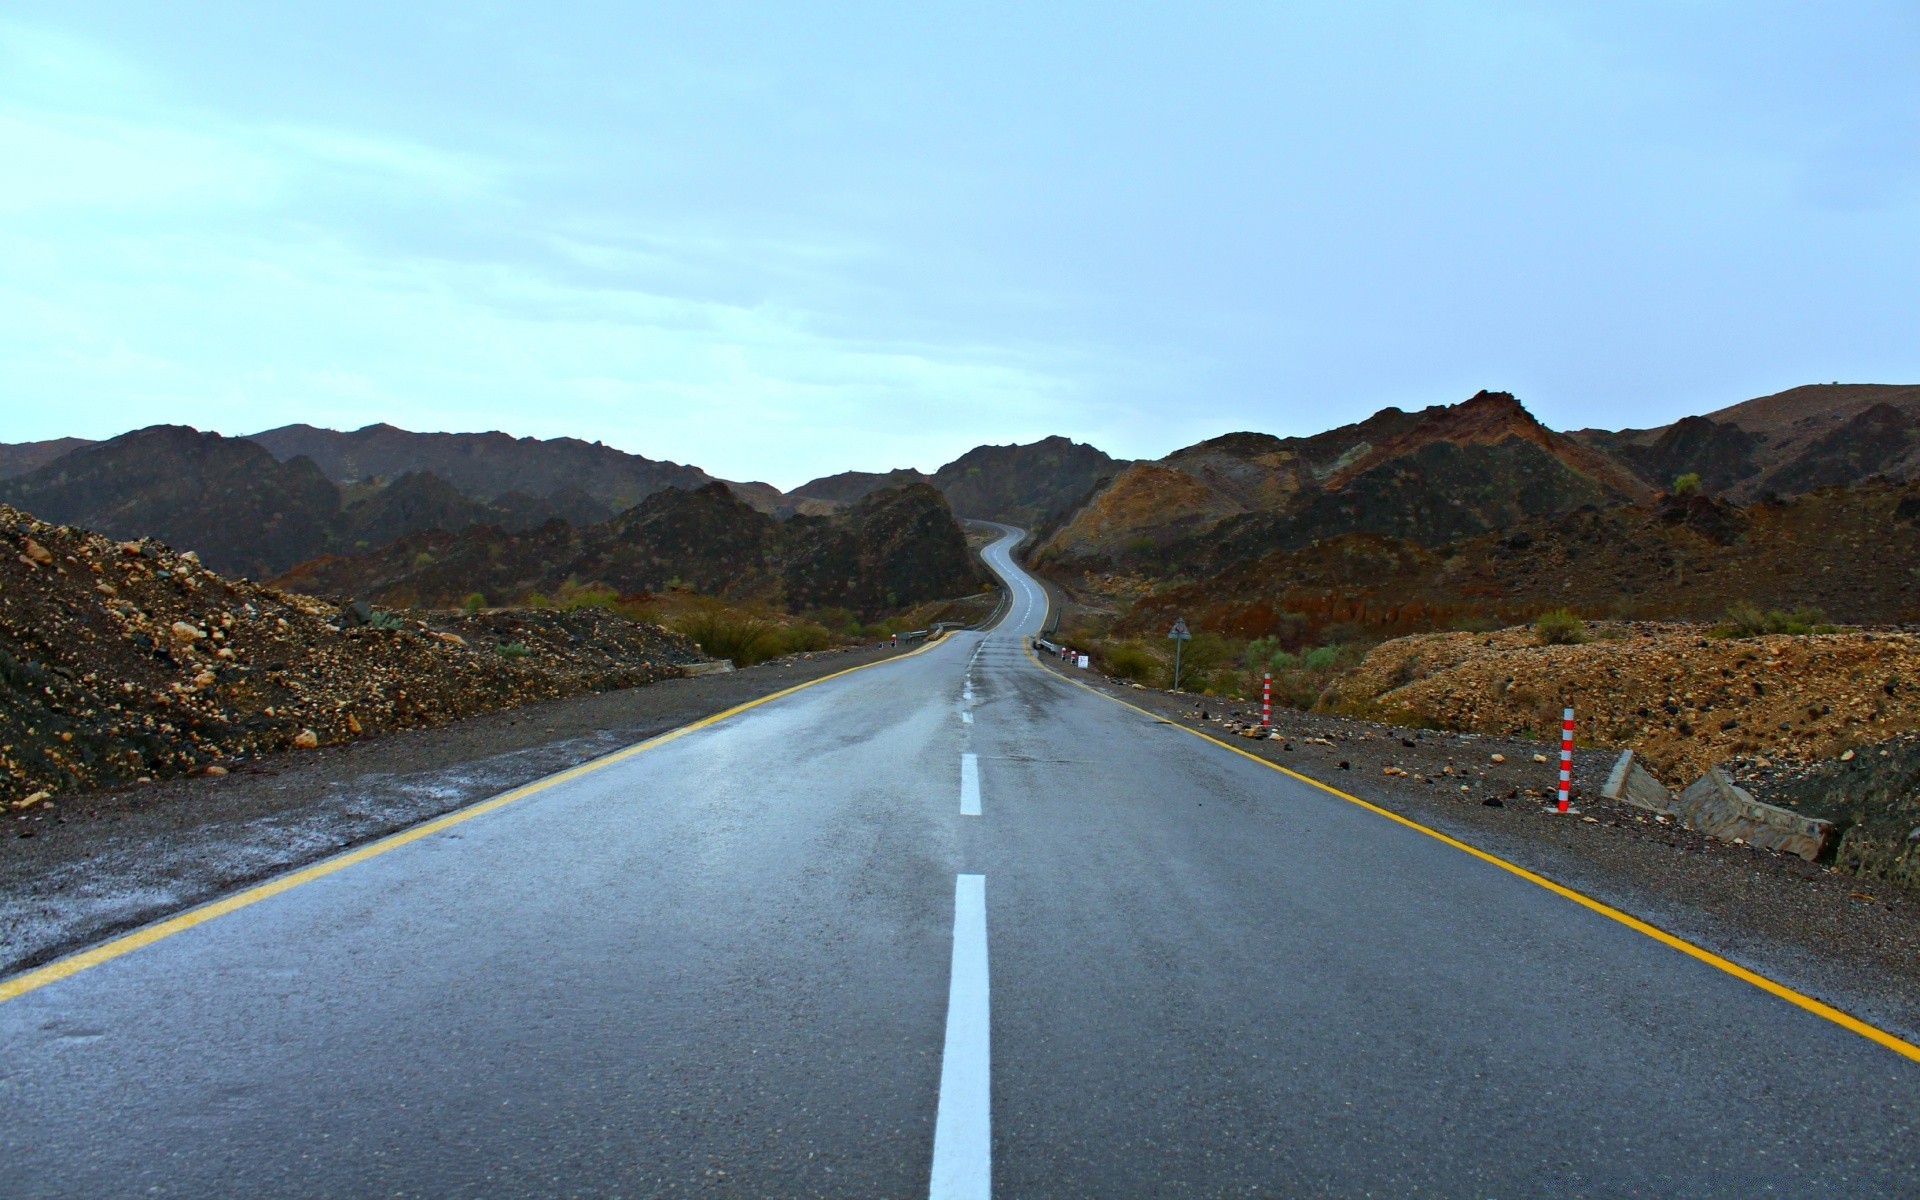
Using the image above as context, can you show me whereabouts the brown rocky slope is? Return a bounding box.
[0,504,704,808]
[1099,480,1920,647]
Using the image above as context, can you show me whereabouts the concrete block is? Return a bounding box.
[682,659,735,676]
[1674,767,1834,862]
[1602,749,1675,815]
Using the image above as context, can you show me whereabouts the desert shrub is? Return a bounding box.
[1447,612,1503,633]
[1712,602,1837,639]
[554,582,621,611]
[1672,472,1702,496]
[1101,641,1161,684]
[497,641,530,658]
[460,593,486,614]
[670,604,789,667]
[1302,645,1341,670]
[806,607,860,635]
[780,622,834,654]
[366,609,405,631]
[523,591,551,609]
[1533,609,1587,645]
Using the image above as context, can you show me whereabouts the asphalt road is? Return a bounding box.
[3,525,1918,1197]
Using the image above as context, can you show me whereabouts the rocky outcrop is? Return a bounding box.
[276,482,984,618]
[791,467,930,505]
[929,436,1122,525]
[782,483,985,615]
[1575,382,1920,500]
[0,426,345,579]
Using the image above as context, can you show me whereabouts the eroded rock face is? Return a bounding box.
[929,435,1121,526]
[782,483,985,616]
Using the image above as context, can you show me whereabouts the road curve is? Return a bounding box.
[3,524,1918,1197]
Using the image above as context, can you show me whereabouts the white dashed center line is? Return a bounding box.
[929,874,990,1200]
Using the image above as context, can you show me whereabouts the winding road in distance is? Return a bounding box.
[3,524,1918,1197]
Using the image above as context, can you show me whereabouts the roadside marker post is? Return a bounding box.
[1558,705,1574,813]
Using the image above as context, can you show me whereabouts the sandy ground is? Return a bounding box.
[1038,655,1920,1041]
[1,643,912,976]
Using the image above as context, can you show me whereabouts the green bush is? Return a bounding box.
[670,603,830,666]
[460,593,486,614]
[554,582,621,611]
[497,641,530,658]
[806,607,860,635]
[1302,645,1341,670]
[1712,602,1836,639]
[1533,609,1587,645]
[1101,641,1161,684]
[366,609,405,631]
[1672,472,1702,496]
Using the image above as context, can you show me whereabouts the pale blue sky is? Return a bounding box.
[2,3,1915,488]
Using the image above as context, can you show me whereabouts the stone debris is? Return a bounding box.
[1339,622,1920,781]
[0,504,708,807]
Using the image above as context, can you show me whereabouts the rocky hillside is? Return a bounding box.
[791,437,1121,527]
[276,481,985,618]
[0,504,704,807]
[791,467,930,505]
[1575,382,1920,500]
[1041,391,1648,571]
[0,428,629,577]
[0,438,95,479]
[247,422,728,511]
[1106,480,1920,646]
[0,426,347,579]
[928,436,1121,525]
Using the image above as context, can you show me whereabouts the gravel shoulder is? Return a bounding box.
[1,643,917,977]
[1038,656,1920,1044]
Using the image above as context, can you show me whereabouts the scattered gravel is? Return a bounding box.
[1336,621,1920,781]
[0,504,706,807]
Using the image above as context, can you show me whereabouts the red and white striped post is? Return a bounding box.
[1557,705,1574,813]
[1262,673,1272,728]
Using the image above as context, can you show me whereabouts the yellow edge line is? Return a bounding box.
[0,632,954,1005]
[1028,641,1920,1064]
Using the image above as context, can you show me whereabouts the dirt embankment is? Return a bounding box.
[1,505,705,808]
[1331,622,1920,888]
[1334,624,1920,781]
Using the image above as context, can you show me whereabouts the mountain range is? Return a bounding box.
[1,381,1915,627]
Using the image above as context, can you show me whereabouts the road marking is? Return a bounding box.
[1016,611,1920,1064]
[0,632,962,1006]
[962,712,973,725]
[930,874,990,1200]
[960,753,981,816]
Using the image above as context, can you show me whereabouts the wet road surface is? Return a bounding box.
[3,525,1918,1197]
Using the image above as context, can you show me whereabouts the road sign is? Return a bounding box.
[1168,618,1191,641]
